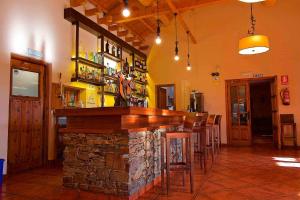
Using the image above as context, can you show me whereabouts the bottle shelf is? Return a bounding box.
[104,75,118,82]
[103,52,121,62]
[133,92,148,98]
[134,67,148,73]
[71,57,105,69]
[134,79,148,85]
[71,77,106,86]
[104,91,118,96]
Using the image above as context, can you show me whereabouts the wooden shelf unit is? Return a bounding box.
[65,8,148,107]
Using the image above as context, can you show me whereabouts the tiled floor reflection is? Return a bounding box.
[1,146,300,200]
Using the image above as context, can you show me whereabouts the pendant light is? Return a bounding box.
[239,0,265,2]
[122,0,130,17]
[187,31,191,71]
[174,13,179,61]
[155,0,161,45]
[239,4,270,55]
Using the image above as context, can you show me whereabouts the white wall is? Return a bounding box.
[0,0,75,174]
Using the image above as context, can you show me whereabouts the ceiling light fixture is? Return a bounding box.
[187,31,191,71]
[239,4,270,55]
[239,0,265,3]
[174,13,179,61]
[122,0,130,17]
[155,0,161,45]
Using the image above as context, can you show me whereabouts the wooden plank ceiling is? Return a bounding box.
[70,0,222,52]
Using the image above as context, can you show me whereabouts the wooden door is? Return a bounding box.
[270,78,279,147]
[157,87,167,109]
[8,58,45,174]
[226,80,252,145]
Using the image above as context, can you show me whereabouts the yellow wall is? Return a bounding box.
[148,0,300,145]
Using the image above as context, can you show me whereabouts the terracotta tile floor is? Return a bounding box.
[1,146,300,200]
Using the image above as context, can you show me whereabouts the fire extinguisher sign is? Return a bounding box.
[281,75,289,85]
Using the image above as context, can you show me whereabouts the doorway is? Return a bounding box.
[250,80,273,144]
[156,84,176,110]
[226,77,279,147]
[8,54,51,174]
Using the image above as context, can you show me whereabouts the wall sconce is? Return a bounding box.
[211,72,220,80]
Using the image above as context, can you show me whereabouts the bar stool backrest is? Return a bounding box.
[206,114,216,126]
[214,115,222,125]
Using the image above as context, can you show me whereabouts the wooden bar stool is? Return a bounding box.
[205,114,216,162]
[193,120,208,173]
[161,117,195,194]
[213,115,222,153]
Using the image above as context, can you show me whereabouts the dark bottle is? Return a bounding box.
[105,40,110,53]
[117,47,121,58]
[123,58,129,74]
[112,45,116,56]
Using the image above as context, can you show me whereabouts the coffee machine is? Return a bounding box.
[189,91,204,112]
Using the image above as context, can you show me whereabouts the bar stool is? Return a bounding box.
[213,115,222,153]
[161,118,194,194]
[205,114,216,162]
[193,120,208,173]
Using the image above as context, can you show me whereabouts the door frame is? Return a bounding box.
[225,76,280,147]
[156,84,176,110]
[8,53,52,173]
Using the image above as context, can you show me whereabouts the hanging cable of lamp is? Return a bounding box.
[174,13,179,61]
[122,0,130,17]
[187,31,191,71]
[155,0,161,45]
[239,4,270,55]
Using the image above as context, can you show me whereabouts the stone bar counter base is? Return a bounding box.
[55,107,185,200]
[62,128,170,197]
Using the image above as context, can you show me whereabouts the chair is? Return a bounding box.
[206,114,216,161]
[280,114,297,147]
[213,115,222,153]
[161,115,195,194]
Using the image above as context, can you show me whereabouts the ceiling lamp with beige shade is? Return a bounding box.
[239,4,270,55]
[239,0,265,3]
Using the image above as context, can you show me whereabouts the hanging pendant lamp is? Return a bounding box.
[187,31,191,71]
[155,0,161,45]
[239,4,270,55]
[122,0,130,17]
[174,13,179,61]
[239,0,265,3]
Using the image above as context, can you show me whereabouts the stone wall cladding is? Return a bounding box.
[62,126,179,196]
[62,133,130,196]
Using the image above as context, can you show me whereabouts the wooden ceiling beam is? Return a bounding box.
[125,36,135,42]
[117,30,129,37]
[112,0,221,23]
[133,40,142,46]
[139,19,156,33]
[70,0,86,7]
[138,0,155,7]
[165,0,197,44]
[108,24,119,31]
[139,45,150,50]
[85,8,100,16]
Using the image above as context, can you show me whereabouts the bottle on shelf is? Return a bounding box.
[123,58,129,75]
[117,47,121,58]
[112,45,116,57]
[105,40,110,53]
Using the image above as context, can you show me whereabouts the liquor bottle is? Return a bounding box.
[112,45,116,56]
[123,58,129,74]
[105,40,110,53]
[117,47,121,58]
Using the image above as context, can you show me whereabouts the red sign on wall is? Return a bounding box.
[281,75,289,85]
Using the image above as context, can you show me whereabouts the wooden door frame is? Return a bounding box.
[225,76,279,147]
[8,53,52,173]
[156,84,176,110]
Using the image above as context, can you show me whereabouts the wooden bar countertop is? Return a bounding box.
[55,107,186,133]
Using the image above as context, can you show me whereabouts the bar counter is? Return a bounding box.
[55,107,186,199]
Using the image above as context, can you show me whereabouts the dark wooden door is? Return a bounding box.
[157,87,167,109]
[226,80,252,145]
[270,78,279,147]
[8,58,45,174]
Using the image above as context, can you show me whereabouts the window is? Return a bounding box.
[12,68,39,97]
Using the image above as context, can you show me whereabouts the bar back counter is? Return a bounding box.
[55,107,186,200]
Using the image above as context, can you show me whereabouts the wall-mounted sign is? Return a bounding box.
[253,73,264,78]
[281,75,289,85]
[27,48,43,59]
